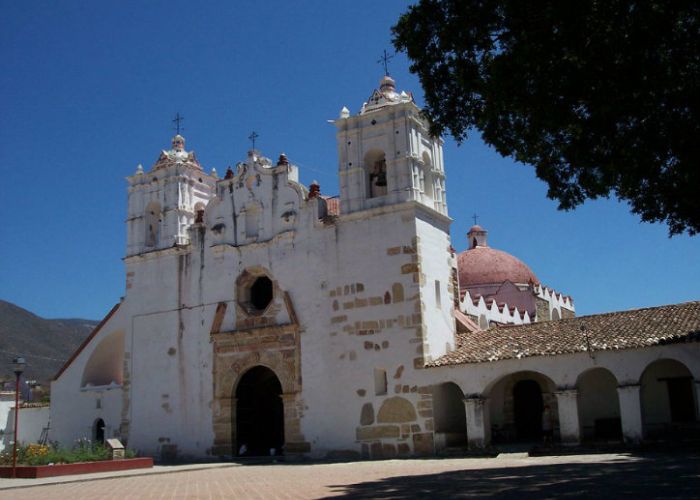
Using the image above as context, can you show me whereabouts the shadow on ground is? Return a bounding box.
[326,453,700,499]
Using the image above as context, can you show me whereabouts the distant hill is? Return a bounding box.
[0,300,98,385]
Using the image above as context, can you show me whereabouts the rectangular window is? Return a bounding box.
[435,280,441,308]
[374,368,387,396]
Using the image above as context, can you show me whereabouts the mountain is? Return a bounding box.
[0,300,99,385]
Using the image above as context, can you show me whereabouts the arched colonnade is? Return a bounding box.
[432,356,699,449]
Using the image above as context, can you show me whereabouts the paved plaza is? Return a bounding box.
[0,452,698,499]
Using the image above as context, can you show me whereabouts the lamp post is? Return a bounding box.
[11,356,25,479]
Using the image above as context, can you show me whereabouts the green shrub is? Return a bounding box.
[0,440,139,466]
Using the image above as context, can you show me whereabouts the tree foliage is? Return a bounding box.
[393,0,700,235]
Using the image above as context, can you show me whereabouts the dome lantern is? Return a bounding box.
[467,224,488,249]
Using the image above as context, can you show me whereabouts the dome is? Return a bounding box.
[458,246,539,287]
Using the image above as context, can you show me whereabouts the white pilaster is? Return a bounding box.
[554,389,581,444]
[463,397,490,449]
[617,384,643,443]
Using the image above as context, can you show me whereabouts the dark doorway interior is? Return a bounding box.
[94,418,105,444]
[666,377,695,423]
[513,380,543,440]
[235,366,284,456]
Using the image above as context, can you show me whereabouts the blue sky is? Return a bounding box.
[1,1,697,320]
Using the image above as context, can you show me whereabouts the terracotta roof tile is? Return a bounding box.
[429,301,700,366]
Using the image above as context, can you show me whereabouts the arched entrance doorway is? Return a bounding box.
[235,366,284,456]
[641,359,697,439]
[577,368,621,441]
[94,418,105,444]
[513,380,543,440]
[487,371,557,444]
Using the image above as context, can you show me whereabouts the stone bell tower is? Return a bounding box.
[334,75,447,216]
[125,134,216,257]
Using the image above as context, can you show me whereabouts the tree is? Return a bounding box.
[393,0,700,235]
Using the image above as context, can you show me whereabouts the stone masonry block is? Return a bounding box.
[356,425,400,440]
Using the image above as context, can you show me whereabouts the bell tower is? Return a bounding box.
[125,135,216,256]
[334,75,447,216]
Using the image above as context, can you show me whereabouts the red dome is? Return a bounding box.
[457,246,539,287]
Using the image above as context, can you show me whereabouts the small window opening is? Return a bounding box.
[250,276,273,311]
[435,280,441,308]
[374,368,387,396]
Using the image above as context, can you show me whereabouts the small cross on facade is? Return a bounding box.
[248,131,259,150]
[377,49,394,76]
[172,113,185,135]
[472,214,479,226]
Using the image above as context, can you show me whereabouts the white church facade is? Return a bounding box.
[50,75,700,460]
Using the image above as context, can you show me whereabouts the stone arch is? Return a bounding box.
[432,382,467,449]
[364,149,387,198]
[218,350,298,399]
[551,308,561,321]
[81,330,125,387]
[640,358,697,438]
[576,367,621,441]
[485,370,558,443]
[212,336,306,457]
[144,201,161,247]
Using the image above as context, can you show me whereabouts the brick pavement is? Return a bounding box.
[0,452,698,499]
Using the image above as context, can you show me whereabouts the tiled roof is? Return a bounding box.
[429,301,700,366]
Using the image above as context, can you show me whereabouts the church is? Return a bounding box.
[49,74,700,460]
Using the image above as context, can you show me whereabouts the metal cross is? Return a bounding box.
[472,214,479,225]
[377,49,394,76]
[248,131,259,150]
[172,113,185,135]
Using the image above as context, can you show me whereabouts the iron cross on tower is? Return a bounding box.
[472,214,480,225]
[172,113,185,135]
[377,49,394,76]
[248,131,259,150]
